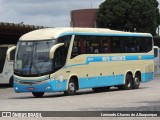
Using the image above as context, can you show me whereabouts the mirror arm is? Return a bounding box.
[7,46,16,61]
[49,43,64,59]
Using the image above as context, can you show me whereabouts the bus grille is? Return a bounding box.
[19,80,44,85]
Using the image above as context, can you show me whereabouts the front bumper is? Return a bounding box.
[14,79,67,93]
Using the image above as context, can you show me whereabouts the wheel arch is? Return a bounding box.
[134,70,142,82]
[125,71,133,79]
[123,70,133,84]
[66,74,79,90]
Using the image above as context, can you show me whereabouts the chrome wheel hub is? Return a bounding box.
[69,83,75,92]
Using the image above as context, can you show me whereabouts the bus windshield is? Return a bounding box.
[14,40,55,76]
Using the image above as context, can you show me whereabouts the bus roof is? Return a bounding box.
[19,27,152,41]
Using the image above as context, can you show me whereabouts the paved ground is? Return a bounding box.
[0,76,160,119]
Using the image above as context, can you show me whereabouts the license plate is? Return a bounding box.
[27,87,35,91]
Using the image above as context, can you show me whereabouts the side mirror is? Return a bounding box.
[7,46,16,61]
[49,43,64,59]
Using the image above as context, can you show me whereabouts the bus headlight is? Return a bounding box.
[15,87,18,90]
[45,79,52,83]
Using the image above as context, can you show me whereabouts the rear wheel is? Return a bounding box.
[32,92,44,98]
[120,74,132,90]
[92,87,110,93]
[132,74,140,89]
[64,78,77,96]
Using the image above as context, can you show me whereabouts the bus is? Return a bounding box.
[10,28,154,97]
[0,44,16,86]
[154,46,160,74]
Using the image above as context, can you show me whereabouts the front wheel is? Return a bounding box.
[64,78,77,96]
[132,74,140,89]
[32,92,44,98]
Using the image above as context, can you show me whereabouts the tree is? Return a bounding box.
[96,0,160,35]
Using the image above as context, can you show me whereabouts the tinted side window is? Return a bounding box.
[54,46,65,71]
[110,37,124,53]
[110,36,152,53]
[71,35,111,58]
[54,35,71,71]
[57,35,71,53]
[71,35,152,58]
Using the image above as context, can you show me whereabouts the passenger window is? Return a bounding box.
[71,35,111,58]
[71,41,80,58]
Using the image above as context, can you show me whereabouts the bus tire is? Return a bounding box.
[132,74,140,89]
[9,76,13,87]
[64,78,77,96]
[32,92,44,98]
[92,87,110,92]
[121,74,133,90]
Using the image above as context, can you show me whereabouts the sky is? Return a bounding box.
[0,0,160,27]
[0,0,103,27]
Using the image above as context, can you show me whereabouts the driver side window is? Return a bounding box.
[54,46,64,70]
[54,35,71,71]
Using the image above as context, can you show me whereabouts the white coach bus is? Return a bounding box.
[10,28,154,97]
[0,45,16,86]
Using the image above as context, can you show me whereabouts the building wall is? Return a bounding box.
[71,9,97,28]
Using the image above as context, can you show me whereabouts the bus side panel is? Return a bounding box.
[78,74,124,89]
[66,56,154,89]
[141,72,154,82]
[67,57,119,90]
[141,62,154,82]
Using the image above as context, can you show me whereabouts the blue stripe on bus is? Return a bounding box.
[65,55,154,68]
[13,72,154,93]
[79,72,154,89]
[58,32,152,38]
[64,63,87,68]
[79,74,124,89]
[142,72,154,82]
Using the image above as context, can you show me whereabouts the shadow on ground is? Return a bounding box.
[0,84,11,89]
[10,86,148,99]
[78,100,160,111]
